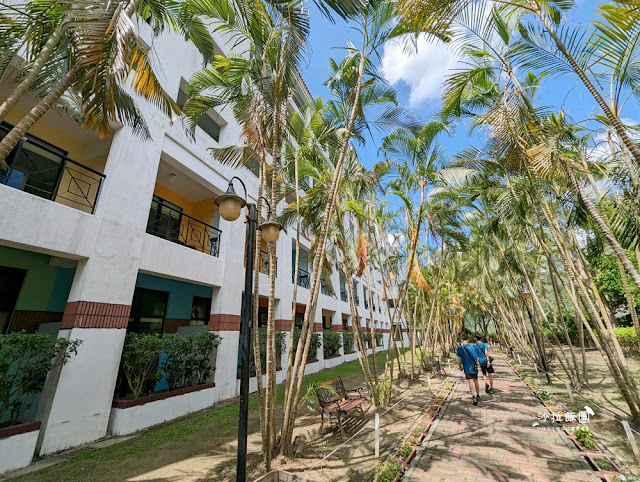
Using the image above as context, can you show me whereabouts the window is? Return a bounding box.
[177,84,221,142]
[295,312,304,329]
[258,306,268,328]
[342,318,348,331]
[388,298,395,309]
[128,288,168,334]
[323,315,332,330]
[190,296,211,326]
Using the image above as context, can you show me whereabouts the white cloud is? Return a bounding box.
[380,35,461,108]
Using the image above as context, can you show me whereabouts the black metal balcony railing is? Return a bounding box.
[0,124,105,213]
[147,195,221,257]
[292,267,310,288]
[364,299,369,310]
[258,249,277,276]
[340,289,348,302]
[372,303,376,312]
[355,294,360,306]
[320,281,331,296]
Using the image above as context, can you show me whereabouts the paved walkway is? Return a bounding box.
[407,356,598,481]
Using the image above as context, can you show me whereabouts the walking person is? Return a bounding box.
[456,334,481,405]
[474,334,495,394]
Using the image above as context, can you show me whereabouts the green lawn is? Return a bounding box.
[12,353,389,481]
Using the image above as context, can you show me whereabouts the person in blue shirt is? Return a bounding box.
[474,334,495,394]
[456,334,480,405]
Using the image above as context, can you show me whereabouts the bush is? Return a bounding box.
[375,333,384,346]
[120,333,163,399]
[342,332,354,352]
[292,331,321,361]
[615,327,638,355]
[537,389,552,401]
[376,460,403,482]
[323,331,342,357]
[0,333,80,426]
[574,426,597,449]
[120,332,221,398]
[251,332,286,370]
[396,442,412,461]
[362,332,372,347]
[161,332,221,391]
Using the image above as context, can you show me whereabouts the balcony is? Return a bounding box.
[293,267,310,289]
[340,289,347,302]
[0,125,105,214]
[146,195,221,257]
[258,249,277,276]
[320,281,332,297]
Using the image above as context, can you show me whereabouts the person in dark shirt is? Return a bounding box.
[474,334,495,394]
[456,334,480,405]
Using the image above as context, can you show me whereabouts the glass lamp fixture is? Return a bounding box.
[216,180,247,222]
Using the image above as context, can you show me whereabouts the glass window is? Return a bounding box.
[177,84,221,142]
[128,288,168,334]
[258,306,268,327]
[295,312,304,329]
[323,315,332,330]
[190,296,210,326]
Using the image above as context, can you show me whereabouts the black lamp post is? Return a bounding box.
[520,288,552,385]
[215,177,282,482]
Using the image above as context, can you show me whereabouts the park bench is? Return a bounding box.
[315,377,367,438]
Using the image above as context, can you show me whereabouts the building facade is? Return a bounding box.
[0,21,407,458]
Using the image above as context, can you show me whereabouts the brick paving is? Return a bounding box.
[407,356,598,481]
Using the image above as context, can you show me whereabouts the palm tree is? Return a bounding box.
[0,0,217,165]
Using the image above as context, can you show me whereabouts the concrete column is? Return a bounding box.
[36,124,165,455]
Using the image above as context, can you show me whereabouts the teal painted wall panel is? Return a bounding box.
[0,246,74,311]
[135,273,212,319]
[47,267,76,311]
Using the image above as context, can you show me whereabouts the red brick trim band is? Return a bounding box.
[313,323,323,332]
[112,383,215,409]
[9,311,63,333]
[61,301,130,329]
[209,314,241,331]
[0,420,41,439]
[331,325,342,332]
[275,319,291,332]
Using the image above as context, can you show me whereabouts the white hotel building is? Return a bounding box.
[0,17,406,466]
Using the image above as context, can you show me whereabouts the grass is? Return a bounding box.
[12,354,388,482]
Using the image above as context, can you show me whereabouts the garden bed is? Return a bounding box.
[108,383,216,436]
[373,378,457,482]
[0,420,41,475]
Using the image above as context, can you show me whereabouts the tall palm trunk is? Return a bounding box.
[0,24,66,126]
[0,67,77,164]
[279,42,368,455]
[535,8,640,167]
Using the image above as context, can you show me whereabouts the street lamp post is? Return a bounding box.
[520,289,552,385]
[216,177,282,482]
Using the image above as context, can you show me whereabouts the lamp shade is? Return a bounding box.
[260,215,282,244]
[216,182,246,222]
[520,289,532,300]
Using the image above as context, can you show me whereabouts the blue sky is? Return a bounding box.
[298,2,640,173]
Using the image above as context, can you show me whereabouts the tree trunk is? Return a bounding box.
[0,68,77,164]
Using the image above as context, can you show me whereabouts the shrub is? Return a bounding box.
[594,458,614,471]
[574,426,597,449]
[323,331,342,357]
[342,332,354,352]
[396,443,412,461]
[121,332,221,397]
[160,332,220,390]
[615,327,638,355]
[292,331,321,361]
[252,332,286,370]
[362,332,372,347]
[120,333,163,399]
[537,389,552,401]
[376,460,403,482]
[0,333,80,426]
[374,333,384,346]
